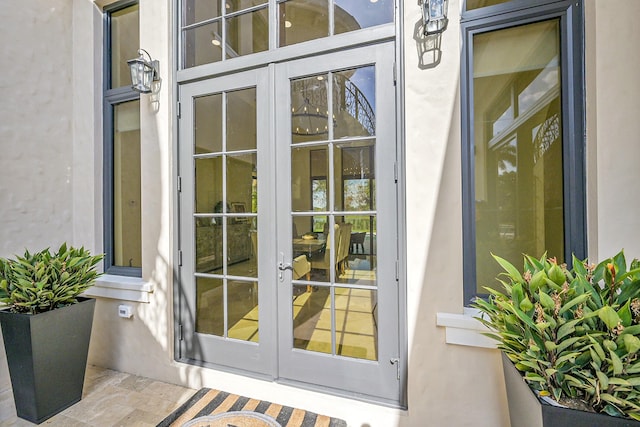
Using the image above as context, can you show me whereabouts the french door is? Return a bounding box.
[178,43,400,403]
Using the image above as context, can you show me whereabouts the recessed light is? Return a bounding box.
[370,0,379,3]
[285,20,292,28]
[212,39,221,46]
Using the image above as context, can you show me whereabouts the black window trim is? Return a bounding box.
[461,0,586,305]
[103,0,142,277]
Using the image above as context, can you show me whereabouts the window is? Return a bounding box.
[104,1,142,276]
[461,0,585,304]
[179,0,394,69]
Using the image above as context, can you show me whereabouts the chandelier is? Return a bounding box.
[291,79,336,137]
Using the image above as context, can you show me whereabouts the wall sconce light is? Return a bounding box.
[127,49,160,94]
[421,0,448,35]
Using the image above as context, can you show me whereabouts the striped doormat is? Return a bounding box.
[157,388,347,427]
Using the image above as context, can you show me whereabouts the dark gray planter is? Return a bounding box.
[0,297,96,424]
[501,352,640,427]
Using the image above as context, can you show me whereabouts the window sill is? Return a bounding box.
[436,307,497,349]
[83,275,154,303]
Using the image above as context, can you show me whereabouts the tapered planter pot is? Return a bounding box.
[0,297,96,424]
[501,352,640,427]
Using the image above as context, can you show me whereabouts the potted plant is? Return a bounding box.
[473,251,640,426]
[0,243,103,424]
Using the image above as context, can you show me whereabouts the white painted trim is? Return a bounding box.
[83,275,154,303]
[436,307,498,349]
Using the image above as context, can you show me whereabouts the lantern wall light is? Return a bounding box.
[127,49,160,94]
[421,0,448,35]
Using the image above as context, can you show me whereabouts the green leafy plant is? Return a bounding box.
[473,251,640,420]
[0,243,103,314]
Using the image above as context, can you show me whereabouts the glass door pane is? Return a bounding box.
[179,70,273,374]
[276,44,400,403]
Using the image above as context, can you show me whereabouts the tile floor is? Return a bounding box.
[0,366,196,427]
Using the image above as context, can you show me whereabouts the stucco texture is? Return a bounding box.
[2,1,640,427]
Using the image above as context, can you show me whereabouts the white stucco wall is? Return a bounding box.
[0,2,75,256]
[2,1,640,426]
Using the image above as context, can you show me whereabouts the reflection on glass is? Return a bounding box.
[183,0,222,26]
[292,285,378,360]
[279,0,329,47]
[227,153,256,209]
[195,217,224,273]
[196,277,224,335]
[292,215,326,283]
[473,19,563,293]
[291,75,329,144]
[111,4,139,89]
[335,288,377,360]
[227,9,269,58]
[291,146,329,212]
[334,142,375,212]
[293,284,331,354]
[225,0,267,13]
[334,0,393,34]
[227,280,259,342]
[311,149,328,212]
[195,93,223,154]
[227,89,257,151]
[113,100,141,268]
[183,21,225,68]
[195,157,223,213]
[334,67,376,138]
[226,217,255,277]
[466,0,511,11]
[337,215,376,286]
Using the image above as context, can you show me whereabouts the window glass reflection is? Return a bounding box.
[334,0,393,34]
[195,93,223,154]
[227,8,269,58]
[473,19,564,293]
[279,0,329,47]
[110,4,139,88]
[334,67,376,138]
[113,100,141,268]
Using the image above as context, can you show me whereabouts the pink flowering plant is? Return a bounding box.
[473,251,640,420]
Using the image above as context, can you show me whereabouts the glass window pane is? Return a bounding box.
[195,93,223,154]
[110,5,139,88]
[196,277,224,335]
[226,0,268,13]
[292,215,326,282]
[227,8,269,58]
[291,75,329,144]
[334,142,375,212]
[292,146,329,212]
[466,0,512,11]
[293,284,332,354]
[279,0,329,47]
[334,67,376,138]
[334,0,393,34]
[195,157,223,213]
[227,153,257,210]
[195,217,224,272]
[183,21,224,68]
[338,215,376,286]
[227,280,259,341]
[227,88,257,151]
[335,288,377,360]
[473,19,563,293]
[183,0,223,26]
[113,100,141,268]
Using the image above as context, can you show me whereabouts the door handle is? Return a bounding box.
[278,262,293,271]
[278,253,293,281]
